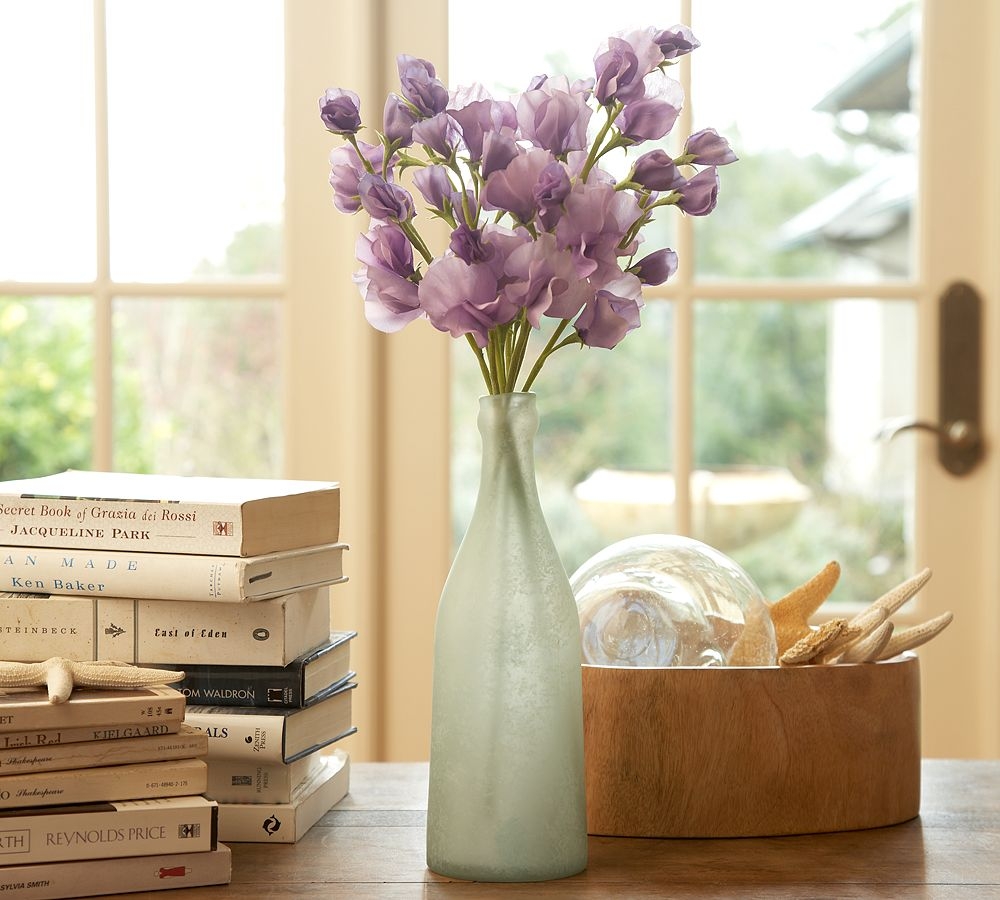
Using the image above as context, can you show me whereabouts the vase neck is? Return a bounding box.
[476,392,539,490]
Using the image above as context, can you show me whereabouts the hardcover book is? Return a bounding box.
[0,724,206,775]
[185,680,356,763]
[0,794,218,864]
[216,750,349,843]
[0,757,208,809]
[0,469,340,556]
[0,721,181,750]
[0,844,232,900]
[204,748,325,804]
[0,686,185,734]
[0,542,348,602]
[171,631,356,707]
[0,587,333,665]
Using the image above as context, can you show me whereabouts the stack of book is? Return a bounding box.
[0,469,357,848]
[0,684,230,898]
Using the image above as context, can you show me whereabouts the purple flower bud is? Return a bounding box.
[397,54,449,117]
[319,87,362,134]
[594,37,643,105]
[675,166,720,216]
[412,165,454,212]
[631,149,684,191]
[574,273,643,349]
[448,97,517,161]
[358,173,415,222]
[630,247,678,285]
[383,94,420,146]
[681,128,738,165]
[653,25,701,60]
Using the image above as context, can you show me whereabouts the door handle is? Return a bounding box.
[877,281,983,476]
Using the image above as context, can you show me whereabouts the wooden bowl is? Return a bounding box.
[582,653,921,837]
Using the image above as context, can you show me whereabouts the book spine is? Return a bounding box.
[177,667,305,708]
[0,495,249,555]
[0,690,185,734]
[204,754,319,804]
[0,721,181,749]
[0,796,218,864]
[0,844,232,899]
[0,758,208,809]
[0,546,255,602]
[0,588,330,665]
[0,727,207,775]
[183,709,289,763]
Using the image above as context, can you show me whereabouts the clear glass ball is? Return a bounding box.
[571,534,778,667]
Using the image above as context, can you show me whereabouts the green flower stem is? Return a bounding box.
[345,133,375,174]
[466,333,494,393]
[580,102,623,183]
[507,311,533,392]
[399,220,435,265]
[520,318,571,392]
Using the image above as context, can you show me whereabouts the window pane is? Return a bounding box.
[106,0,284,282]
[691,0,919,280]
[452,304,673,576]
[0,297,94,477]
[0,3,95,281]
[692,299,916,602]
[112,298,282,475]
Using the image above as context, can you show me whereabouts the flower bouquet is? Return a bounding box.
[321,24,735,883]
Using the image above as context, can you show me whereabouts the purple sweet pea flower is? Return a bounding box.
[383,93,420,146]
[630,247,678,285]
[448,97,517,161]
[481,147,553,224]
[419,255,517,346]
[680,128,738,165]
[319,87,362,134]
[449,224,495,265]
[481,131,519,179]
[653,25,701,60]
[358,173,415,222]
[412,165,454,212]
[354,223,422,333]
[516,76,593,156]
[555,181,642,284]
[534,161,571,208]
[501,233,592,326]
[397,54,449,117]
[593,30,663,105]
[328,141,389,214]
[675,166,720,216]
[574,272,644,349]
[617,77,683,142]
[631,149,685,191]
[411,112,460,157]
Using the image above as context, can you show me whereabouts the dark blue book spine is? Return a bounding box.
[175,667,305,708]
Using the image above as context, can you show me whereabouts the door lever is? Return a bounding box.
[876,282,983,476]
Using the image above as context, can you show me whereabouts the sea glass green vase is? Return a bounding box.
[426,392,588,882]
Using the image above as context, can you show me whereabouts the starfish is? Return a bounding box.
[876,610,953,661]
[766,560,841,656]
[0,658,184,704]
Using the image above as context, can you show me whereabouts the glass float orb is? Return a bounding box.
[571,534,778,667]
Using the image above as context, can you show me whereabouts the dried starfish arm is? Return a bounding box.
[767,561,841,656]
[0,657,183,704]
[839,620,895,664]
[779,618,846,666]
[877,611,954,661]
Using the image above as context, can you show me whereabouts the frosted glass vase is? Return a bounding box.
[426,392,588,882]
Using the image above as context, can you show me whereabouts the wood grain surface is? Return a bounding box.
[90,757,1000,899]
[582,655,921,836]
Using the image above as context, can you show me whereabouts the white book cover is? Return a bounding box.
[0,795,218,864]
[0,844,232,899]
[205,748,325,804]
[0,586,333,664]
[0,757,208,809]
[217,750,349,843]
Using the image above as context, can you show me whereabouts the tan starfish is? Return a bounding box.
[779,618,846,666]
[766,560,841,656]
[840,619,895,664]
[876,611,954,661]
[0,658,184,704]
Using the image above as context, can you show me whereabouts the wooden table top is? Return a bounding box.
[105,759,999,898]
